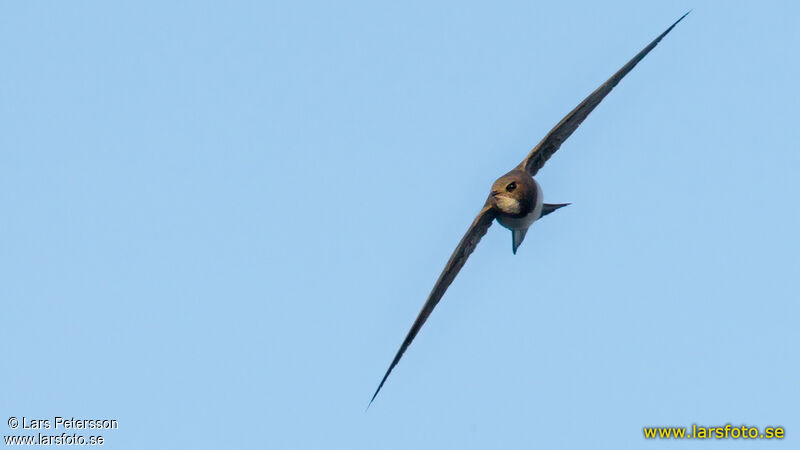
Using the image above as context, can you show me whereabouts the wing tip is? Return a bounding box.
[368,357,398,409]
[667,10,692,34]
[367,377,387,410]
[651,11,690,48]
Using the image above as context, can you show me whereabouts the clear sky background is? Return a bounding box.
[1,1,798,449]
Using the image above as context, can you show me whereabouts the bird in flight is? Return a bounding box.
[369,12,689,407]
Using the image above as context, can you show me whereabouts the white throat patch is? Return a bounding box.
[495,196,521,214]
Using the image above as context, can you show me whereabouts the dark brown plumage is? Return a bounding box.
[519,11,690,177]
[369,12,688,407]
[490,170,539,218]
[368,205,496,407]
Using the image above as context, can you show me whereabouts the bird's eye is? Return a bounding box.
[506,182,516,192]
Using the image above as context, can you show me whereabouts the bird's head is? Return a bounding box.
[489,170,535,216]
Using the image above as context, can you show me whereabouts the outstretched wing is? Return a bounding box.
[519,12,689,176]
[369,204,497,406]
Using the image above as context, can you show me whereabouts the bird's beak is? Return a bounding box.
[490,190,499,197]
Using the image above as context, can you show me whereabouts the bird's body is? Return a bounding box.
[492,169,545,253]
[368,12,690,407]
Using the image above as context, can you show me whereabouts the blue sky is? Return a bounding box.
[1,1,798,448]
